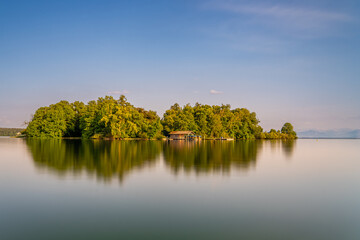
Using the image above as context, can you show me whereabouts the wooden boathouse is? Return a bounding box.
[168,131,201,140]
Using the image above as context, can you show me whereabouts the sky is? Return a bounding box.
[1,0,360,131]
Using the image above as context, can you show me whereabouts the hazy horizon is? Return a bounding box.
[1,0,359,130]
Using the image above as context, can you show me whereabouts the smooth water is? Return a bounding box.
[1,137,359,240]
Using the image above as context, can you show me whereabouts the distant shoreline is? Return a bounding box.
[9,136,360,140]
[298,137,360,139]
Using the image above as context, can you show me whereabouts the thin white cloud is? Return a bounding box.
[199,1,355,54]
[205,1,353,38]
[210,89,223,95]
[216,3,351,22]
[107,90,129,95]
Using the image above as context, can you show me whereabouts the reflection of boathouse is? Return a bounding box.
[169,131,201,140]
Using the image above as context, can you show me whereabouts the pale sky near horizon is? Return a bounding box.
[1,0,359,131]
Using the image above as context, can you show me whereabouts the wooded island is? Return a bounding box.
[25,95,297,139]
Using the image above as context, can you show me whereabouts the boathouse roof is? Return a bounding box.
[169,131,194,135]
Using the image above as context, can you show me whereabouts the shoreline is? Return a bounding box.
[16,137,360,140]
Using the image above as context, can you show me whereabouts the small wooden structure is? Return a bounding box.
[168,131,201,140]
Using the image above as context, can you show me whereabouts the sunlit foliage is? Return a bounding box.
[25,96,296,139]
[264,123,297,139]
[26,101,77,138]
[162,103,264,139]
[26,95,163,139]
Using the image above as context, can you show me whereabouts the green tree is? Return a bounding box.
[26,101,76,138]
[281,122,297,138]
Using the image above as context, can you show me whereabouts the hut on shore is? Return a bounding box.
[168,131,201,140]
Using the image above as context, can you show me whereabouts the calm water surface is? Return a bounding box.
[1,137,359,239]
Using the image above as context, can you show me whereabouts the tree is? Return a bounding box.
[281,122,297,138]
[26,101,76,138]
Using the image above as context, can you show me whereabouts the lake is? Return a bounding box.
[1,137,359,240]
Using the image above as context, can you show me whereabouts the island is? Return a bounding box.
[24,95,297,139]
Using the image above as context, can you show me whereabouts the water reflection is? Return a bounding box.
[265,139,297,158]
[163,140,260,174]
[26,139,162,182]
[281,140,296,158]
[26,139,296,182]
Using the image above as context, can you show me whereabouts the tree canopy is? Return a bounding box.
[161,103,263,139]
[26,95,163,139]
[25,96,297,139]
[281,123,297,137]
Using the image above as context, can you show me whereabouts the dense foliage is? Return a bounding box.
[26,96,163,139]
[25,96,296,139]
[0,128,24,136]
[161,103,296,139]
[26,101,78,138]
[79,96,162,139]
[162,103,264,139]
[264,123,297,139]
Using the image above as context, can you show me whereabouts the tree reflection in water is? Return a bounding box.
[163,140,261,174]
[281,140,296,158]
[26,139,296,182]
[26,139,162,183]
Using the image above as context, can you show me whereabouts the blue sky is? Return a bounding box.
[1,0,359,130]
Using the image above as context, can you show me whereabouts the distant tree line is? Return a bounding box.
[25,95,297,139]
[0,128,24,136]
